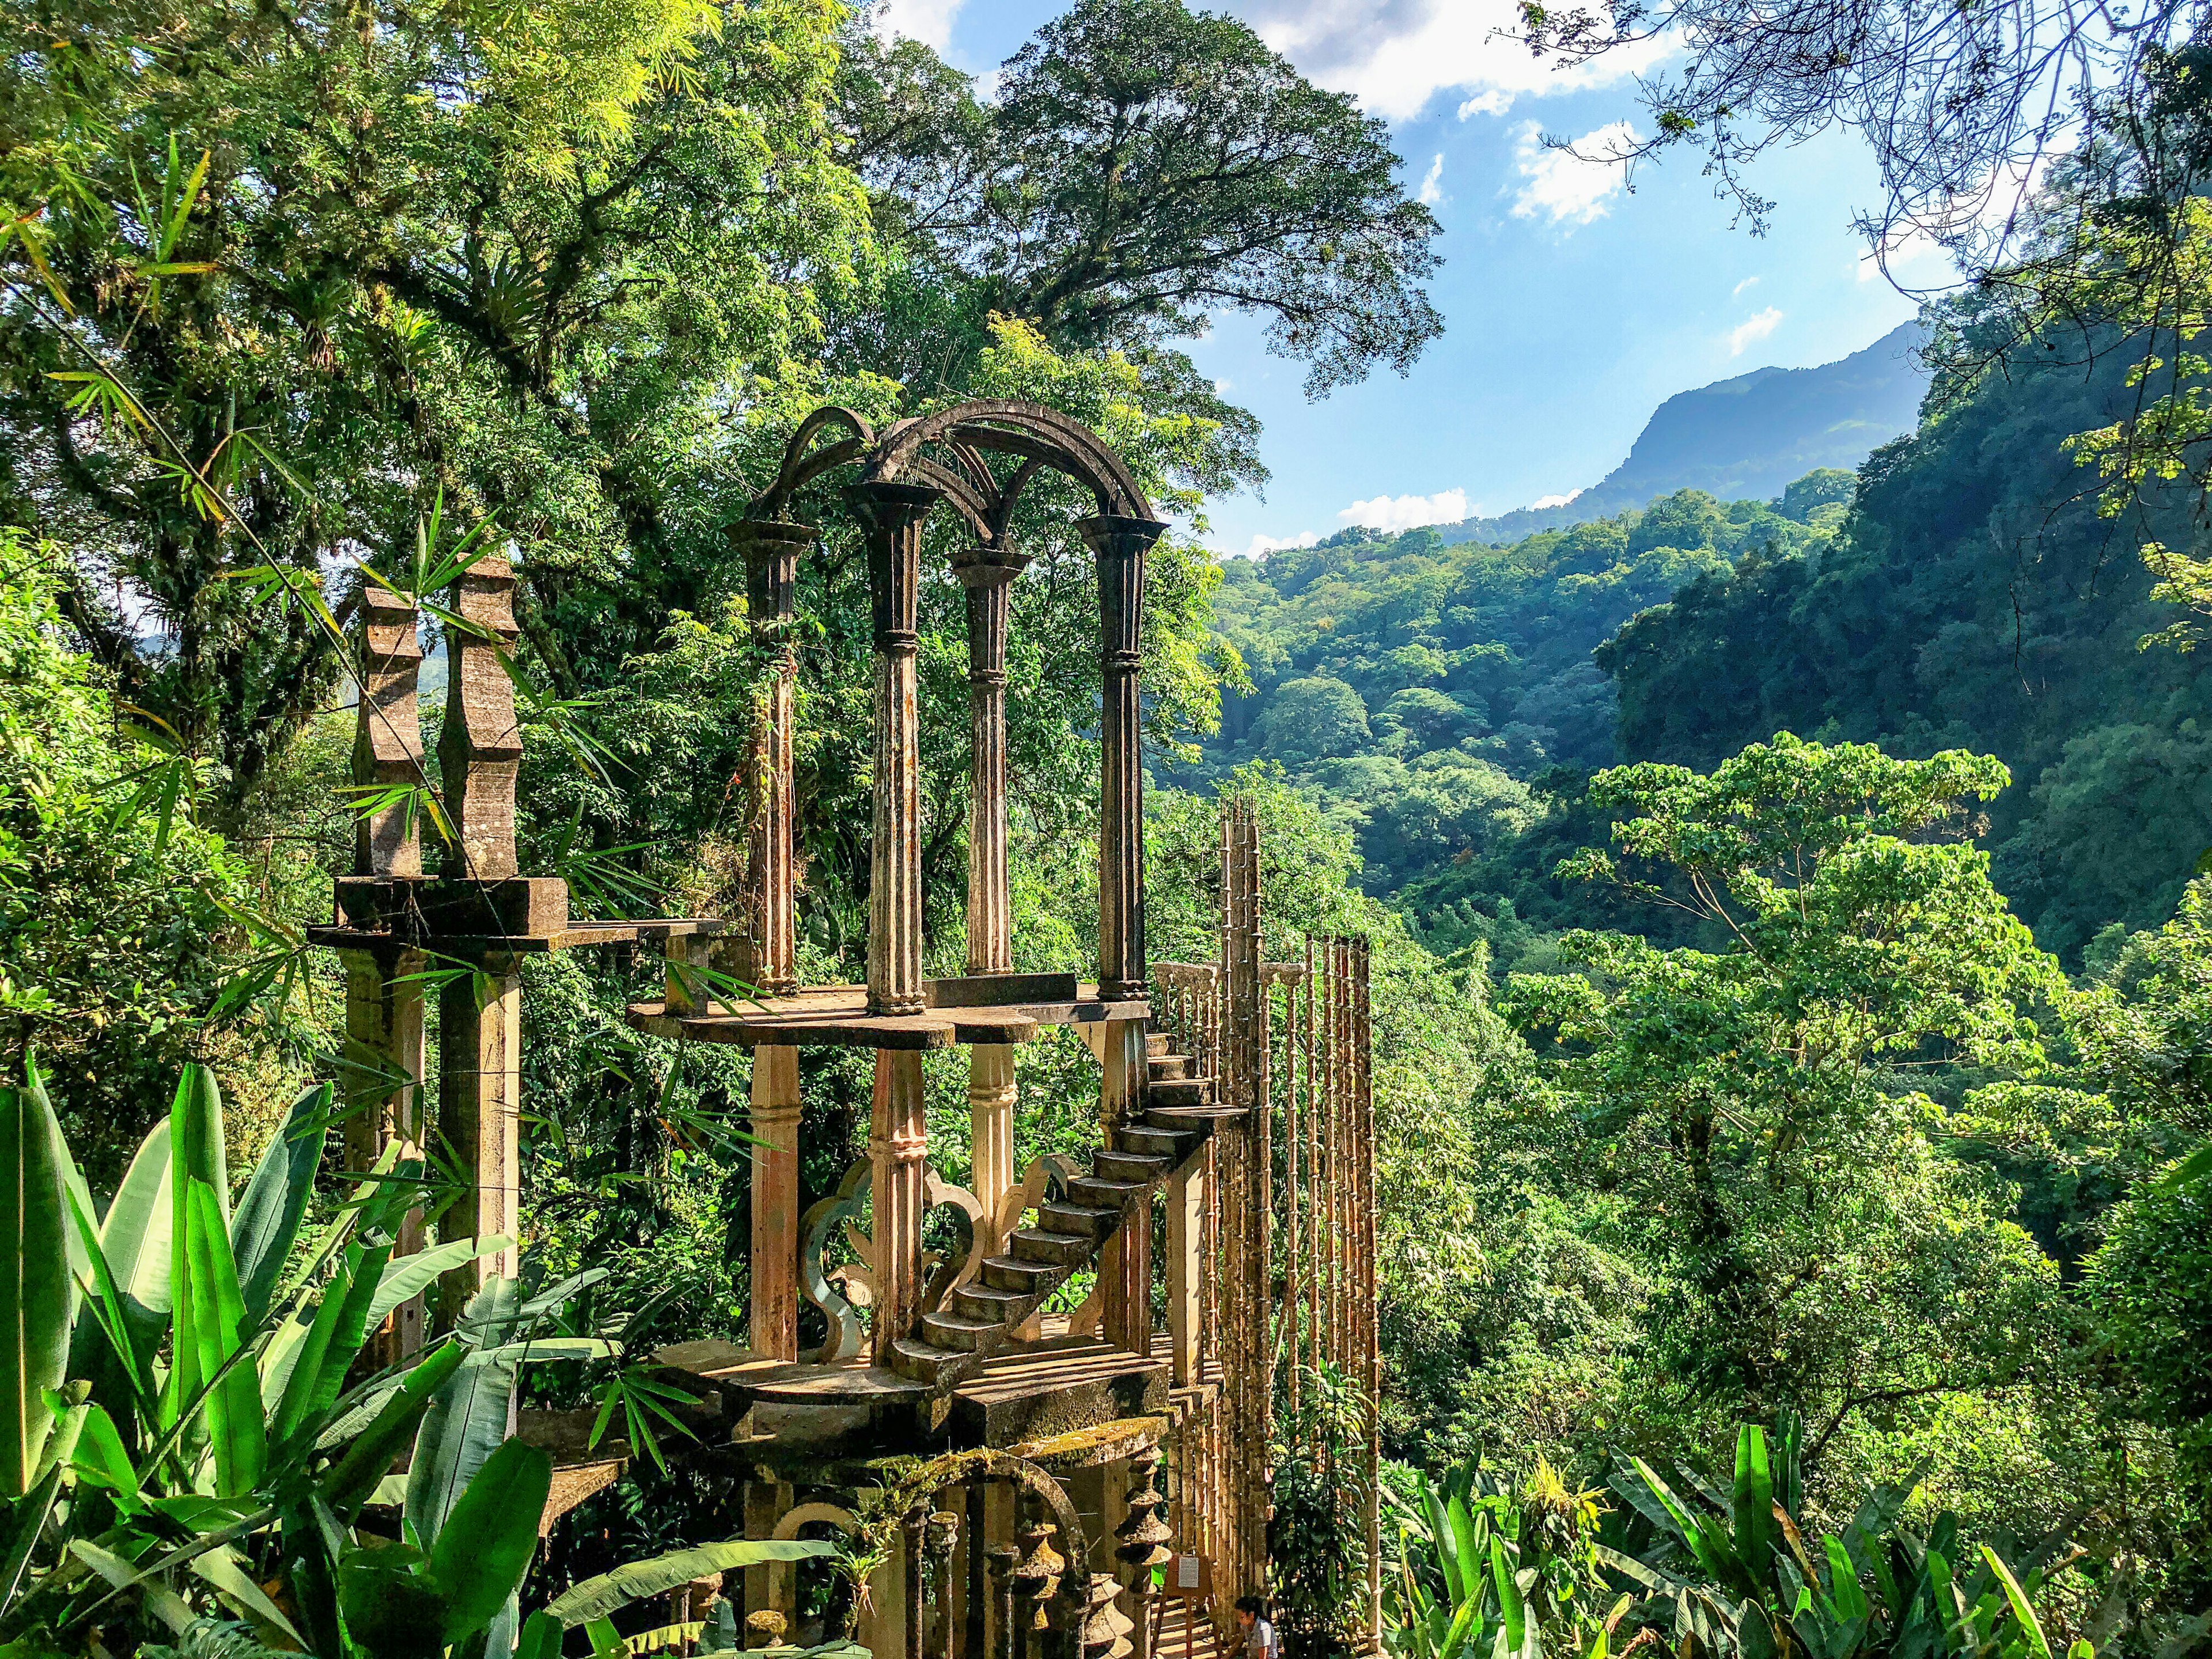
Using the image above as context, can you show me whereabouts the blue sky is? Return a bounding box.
[889,0,1949,556]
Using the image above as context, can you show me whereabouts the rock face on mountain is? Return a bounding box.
[1440,320,1930,544]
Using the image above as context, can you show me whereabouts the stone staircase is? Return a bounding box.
[889,1030,1233,1389]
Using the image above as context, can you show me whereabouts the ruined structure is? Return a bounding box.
[310,402,1380,1657]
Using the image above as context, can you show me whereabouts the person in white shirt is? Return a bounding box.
[1234,1595,1280,1659]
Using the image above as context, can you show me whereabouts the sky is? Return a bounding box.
[877,0,1956,558]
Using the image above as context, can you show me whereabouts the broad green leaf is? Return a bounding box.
[545,1540,834,1627]
[1733,1425,1777,1575]
[70,1402,141,1508]
[1490,1536,1527,1659]
[516,1611,564,1659]
[272,1239,391,1450]
[26,1059,91,1297]
[369,1236,514,1328]
[181,1181,266,1497]
[1979,1548,2054,1659]
[1449,1494,1484,1613]
[232,1082,329,1321]
[0,1084,72,1497]
[406,1340,520,1550]
[430,1437,553,1640]
[319,1341,466,1516]
[191,1540,304,1643]
[1826,1535,1871,1624]
[70,1537,195,1633]
[102,1120,174,1315]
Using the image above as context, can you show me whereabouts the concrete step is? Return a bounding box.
[1009,1226,1094,1267]
[1147,1054,1194,1081]
[889,1337,974,1387]
[1039,1200,1120,1238]
[982,1254,1062,1293]
[1113,1124,1196,1160]
[1146,1104,1243,1132]
[1150,1076,1215,1108]
[1146,1033,1171,1058]
[1066,1173,1146,1211]
[919,1310,1010,1354]
[1093,1149,1172,1183]
[954,1282,1037,1324]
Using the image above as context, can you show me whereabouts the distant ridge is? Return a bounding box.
[1437,320,1930,544]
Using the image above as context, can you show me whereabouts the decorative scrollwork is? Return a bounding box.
[797,1158,988,1361]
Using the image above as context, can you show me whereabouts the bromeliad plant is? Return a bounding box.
[1605,1415,2089,1659]
[0,1056,599,1656]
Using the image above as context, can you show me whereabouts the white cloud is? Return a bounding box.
[1241,0,1671,123]
[1530,488,1584,510]
[1510,120,1638,227]
[1732,275,1760,298]
[871,0,961,51]
[1240,530,1321,559]
[1339,489,1471,532]
[1729,306,1784,355]
[1418,153,1445,206]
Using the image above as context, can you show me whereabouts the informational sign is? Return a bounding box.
[1165,1553,1212,1599]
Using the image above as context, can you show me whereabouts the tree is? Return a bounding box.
[836,0,1442,397]
[1501,737,2065,1459]
[1256,676,1373,763]
[0,0,865,801]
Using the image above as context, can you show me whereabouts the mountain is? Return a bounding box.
[1435,320,1930,545]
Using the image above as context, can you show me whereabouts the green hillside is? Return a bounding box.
[1199,312,2212,971]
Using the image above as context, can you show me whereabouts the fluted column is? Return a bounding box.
[955,544,1031,1226]
[870,1049,930,1363]
[850,483,941,1016]
[749,1046,803,1360]
[729,521,815,995]
[1077,517,1169,1000]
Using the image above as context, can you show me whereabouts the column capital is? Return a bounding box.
[1074,514,1171,559]
[843,479,941,533]
[950,543,1033,590]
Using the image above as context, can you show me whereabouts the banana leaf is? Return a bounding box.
[429,1437,553,1641]
[544,1540,835,1627]
[180,1180,267,1497]
[232,1082,330,1323]
[0,1082,73,1497]
[272,1238,392,1453]
[1731,1426,1777,1582]
[320,1342,466,1517]
[1979,1548,2054,1659]
[406,1335,520,1549]
[103,1119,175,1316]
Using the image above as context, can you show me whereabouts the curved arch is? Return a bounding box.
[861,400,1153,521]
[753,404,877,520]
[772,1500,862,1540]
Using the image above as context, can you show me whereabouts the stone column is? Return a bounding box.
[1076,517,1168,1001]
[729,521,813,995]
[346,586,429,1359]
[870,1049,930,1364]
[749,1046,803,1361]
[437,558,522,882]
[1100,1016,1150,1351]
[343,942,426,1360]
[354,585,425,877]
[438,954,522,1323]
[955,544,1030,1226]
[849,483,940,1017]
[1165,1145,1205,1387]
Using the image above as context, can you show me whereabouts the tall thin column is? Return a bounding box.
[1077,516,1168,1001]
[343,944,426,1360]
[956,544,1029,1222]
[346,586,428,1358]
[1100,1016,1150,1350]
[438,953,522,1320]
[749,1046,803,1359]
[729,521,814,995]
[871,1049,930,1363]
[850,484,941,1016]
